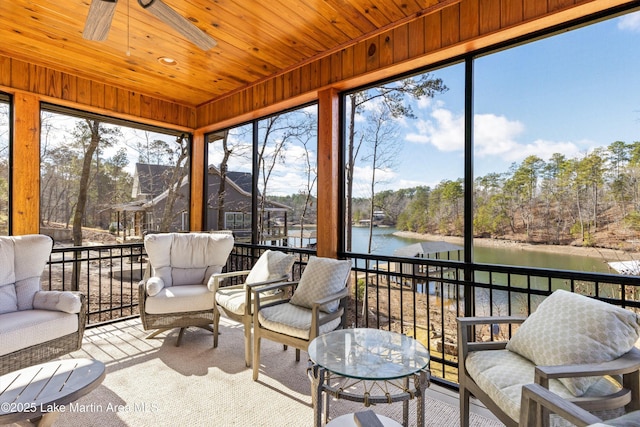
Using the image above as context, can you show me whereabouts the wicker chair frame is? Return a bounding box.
[0,292,87,375]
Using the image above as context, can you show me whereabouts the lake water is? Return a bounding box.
[349,226,612,274]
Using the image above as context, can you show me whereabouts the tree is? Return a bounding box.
[158,134,190,232]
[344,74,448,250]
[361,105,401,253]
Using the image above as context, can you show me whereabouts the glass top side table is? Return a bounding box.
[308,328,430,427]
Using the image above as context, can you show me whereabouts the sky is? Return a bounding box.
[382,11,640,195]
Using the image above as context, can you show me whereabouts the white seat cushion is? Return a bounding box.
[0,310,78,356]
[144,285,214,314]
[257,303,342,340]
[215,284,246,315]
[466,349,623,426]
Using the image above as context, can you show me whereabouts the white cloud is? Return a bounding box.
[618,12,640,32]
[406,107,585,164]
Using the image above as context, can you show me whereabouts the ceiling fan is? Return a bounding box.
[82,0,217,51]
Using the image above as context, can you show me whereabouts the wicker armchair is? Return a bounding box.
[0,235,87,375]
[138,232,234,346]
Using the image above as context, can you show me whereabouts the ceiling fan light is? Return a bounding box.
[137,0,217,51]
[83,0,118,41]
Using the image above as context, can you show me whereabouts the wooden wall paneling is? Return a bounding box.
[502,0,525,27]
[11,60,29,91]
[479,0,502,34]
[300,63,313,94]
[353,41,368,76]
[459,0,480,40]
[129,92,141,117]
[425,11,443,52]
[549,0,577,13]
[275,74,285,103]
[341,47,355,81]
[408,18,426,59]
[90,81,105,109]
[116,88,129,114]
[76,77,91,105]
[379,30,395,68]
[104,85,118,111]
[366,35,381,72]
[29,64,45,95]
[283,72,292,100]
[393,24,410,63]
[61,73,77,102]
[330,51,342,84]
[12,93,40,235]
[0,56,10,86]
[441,4,461,47]
[320,56,332,87]
[523,0,549,19]
[293,66,304,96]
[46,68,62,99]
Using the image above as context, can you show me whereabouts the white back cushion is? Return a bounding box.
[144,232,234,287]
[245,250,295,284]
[0,235,53,312]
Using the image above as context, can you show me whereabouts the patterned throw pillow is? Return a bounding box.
[245,250,295,284]
[505,289,640,396]
[289,256,351,313]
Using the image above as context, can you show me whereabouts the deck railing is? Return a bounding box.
[41,241,640,390]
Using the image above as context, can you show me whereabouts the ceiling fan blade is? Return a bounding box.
[137,0,217,51]
[83,0,118,41]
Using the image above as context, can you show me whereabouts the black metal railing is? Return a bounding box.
[41,242,640,390]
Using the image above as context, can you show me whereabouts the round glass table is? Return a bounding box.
[308,328,430,427]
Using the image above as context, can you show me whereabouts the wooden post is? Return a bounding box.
[190,130,205,231]
[12,93,41,235]
[316,88,340,259]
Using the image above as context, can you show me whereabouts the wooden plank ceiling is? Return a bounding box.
[0,0,454,107]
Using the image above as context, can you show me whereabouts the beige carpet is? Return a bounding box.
[14,319,504,427]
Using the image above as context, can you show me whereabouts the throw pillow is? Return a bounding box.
[290,256,351,313]
[246,250,296,284]
[33,290,82,314]
[505,289,640,396]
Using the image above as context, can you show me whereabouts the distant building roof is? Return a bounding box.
[394,241,463,257]
[608,260,640,275]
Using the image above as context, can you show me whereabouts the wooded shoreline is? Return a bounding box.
[393,231,638,263]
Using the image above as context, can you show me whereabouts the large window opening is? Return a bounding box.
[40,105,189,245]
[207,104,318,247]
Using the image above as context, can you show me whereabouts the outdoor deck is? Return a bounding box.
[43,317,502,427]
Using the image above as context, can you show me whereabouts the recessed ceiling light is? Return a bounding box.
[158,57,177,66]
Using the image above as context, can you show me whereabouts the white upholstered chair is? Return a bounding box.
[457,290,640,427]
[0,234,86,375]
[251,256,352,381]
[138,232,234,346]
[210,249,296,366]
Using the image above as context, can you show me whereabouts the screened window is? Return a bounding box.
[207,104,318,247]
[40,106,189,245]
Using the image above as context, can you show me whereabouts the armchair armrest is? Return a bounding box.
[534,347,640,388]
[207,270,251,292]
[457,316,526,357]
[252,280,299,311]
[520,383,601,427]
[311,287,349,331]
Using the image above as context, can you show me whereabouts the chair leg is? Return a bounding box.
[213,310,220,349]
[176,327,186,347]
[243,318,252,367]
[460,384,471,427]
[253,336,261,381]
[295,348,300,362]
